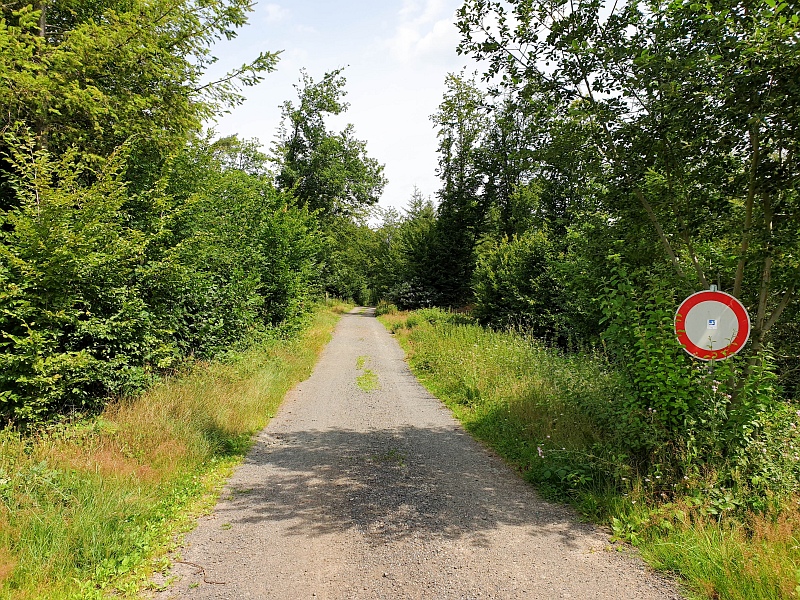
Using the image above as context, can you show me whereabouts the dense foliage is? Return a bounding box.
[272,69,387,303]
[0,134,320,423]
[0,0,278,202]
[364,0,800,512]
[273,68,387,219]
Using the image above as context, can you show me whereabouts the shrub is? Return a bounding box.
[0,135,321,425]
[473,230,560,334]
[600,263,800,506]
[375,301,398,316]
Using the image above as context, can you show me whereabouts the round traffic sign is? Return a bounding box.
[674,291,750,361]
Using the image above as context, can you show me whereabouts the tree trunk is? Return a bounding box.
[35,0,49,151]
[733,124,759,298]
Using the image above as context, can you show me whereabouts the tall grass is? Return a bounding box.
[640,505,800,600]
[384,308,800,600]
[385,308,626,506]
[0,301,348,599]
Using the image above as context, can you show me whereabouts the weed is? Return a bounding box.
[356,370,380,392]
[371,448,405,466]
[375,301,398,316]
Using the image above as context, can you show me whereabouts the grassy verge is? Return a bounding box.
[381,308,800,600]
[0,301,349,599]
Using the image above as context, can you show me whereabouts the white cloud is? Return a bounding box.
[264,3,289,23]
[294,24,317,35]
[387,0,459,63]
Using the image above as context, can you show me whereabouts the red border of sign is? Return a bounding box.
[674,291,750,361]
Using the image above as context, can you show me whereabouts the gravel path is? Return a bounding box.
[154,308,683,600]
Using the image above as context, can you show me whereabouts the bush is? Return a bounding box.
[386,278,440,310]
[0,135,321,425]
[0,142,159,422]
[600,263,800,506]
[404,307,474,329]
[473,230,559,334]
[471,228,603,347]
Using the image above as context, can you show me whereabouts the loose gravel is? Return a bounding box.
[153,308,683,599]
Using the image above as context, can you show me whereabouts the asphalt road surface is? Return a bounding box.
[153,307,682,600]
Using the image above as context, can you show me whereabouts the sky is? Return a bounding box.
[203,0,477,213]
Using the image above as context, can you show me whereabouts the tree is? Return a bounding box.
[428,73,490,306]
[0,132,321,423]
[273,69,387,219]
[0,0,278,206]
[383,189,441,308]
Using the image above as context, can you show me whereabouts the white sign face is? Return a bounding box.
[684,301,737,349]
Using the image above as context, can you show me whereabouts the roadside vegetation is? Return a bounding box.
[379,307,800,600]
[0,301,348,599]
[1,0,379,594]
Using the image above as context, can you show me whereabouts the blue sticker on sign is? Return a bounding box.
[708,319,718,330]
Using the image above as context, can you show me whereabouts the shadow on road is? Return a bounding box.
[217,424,591,550]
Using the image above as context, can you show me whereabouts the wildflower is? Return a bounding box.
[537,446,544,458]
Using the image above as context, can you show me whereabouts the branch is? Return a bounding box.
[733,122,759,297]
[762,283,795,336]
[472,15,559,90]
[634,188,685,278]
[562,2,686,281]
[677,213,708,288]
[192,53,278,95]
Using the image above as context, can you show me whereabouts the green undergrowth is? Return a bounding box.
[0,300,349,599]
[382,308,800,600]
[356,369,379,392]
[355,355,379,392]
